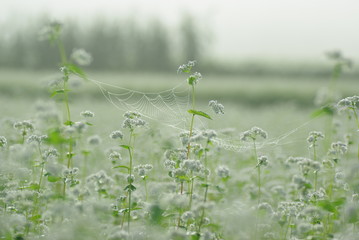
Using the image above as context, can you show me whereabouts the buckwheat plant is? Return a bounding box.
[27,134,49,191]
[133,164,153,201]
[307,131,324,190]
[40,21,91,197]
[241,127,268,203]
[113,111,146,232]
[177,61,212,228]
[337,96,359,129]
[14,120,34,144]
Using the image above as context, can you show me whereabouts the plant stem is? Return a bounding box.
[198,184,208,233]
[188,175,195,210]
[253,140,261,204]
[128,130,134,232]
[37,145,45,191]
[186,85,196,159]
[313,144,318,191]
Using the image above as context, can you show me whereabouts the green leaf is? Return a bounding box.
[64,63,87,80]
[124,184,136,192]
[188,109,212,120]
[85,122,93,126]
[311,106,335,118]
[318,198,346,213]
[47,176,62,183]
[64,120,74,126]
[113,165,130,171]
[46,128,67,145]
[119,144,132,150]
[50,89,71,98]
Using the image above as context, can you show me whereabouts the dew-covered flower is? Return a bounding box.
[216,165,230,179]
[337,96,359,111]
[110,130,124,140]
[87,135,102,145]
[108,151,122,164]
[328,141,347,155]
[27,134,47,145]
[70,48,93,66]
[0,136,8,148]
[181,211,195,222]
[177,60,196,73]
[181,159,203,173]
[202,129,218,141]
[73,121,88,134]
[122,111,146,130]
[307,131,324,147]
[80,110,95,118]
[257,155,269,167]
[38,21,62,42]
[43,148,59,160]
[134,164,153,177]
[187,72,202,85]
[14,120,34,133]
[127,174,135,184]
[209,100,224,115]
[241,127,267,141]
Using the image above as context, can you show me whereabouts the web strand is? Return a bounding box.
[75,75,321,153]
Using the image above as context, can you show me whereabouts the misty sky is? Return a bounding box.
[1,0,358,61]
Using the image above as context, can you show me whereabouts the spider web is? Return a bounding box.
[83,76,319,153]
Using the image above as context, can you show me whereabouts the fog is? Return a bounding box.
[1,0,358,62]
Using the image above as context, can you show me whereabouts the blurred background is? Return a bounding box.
[0,0,358,132]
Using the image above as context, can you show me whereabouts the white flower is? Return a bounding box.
[70,48,93,66]
[209,100,224,114]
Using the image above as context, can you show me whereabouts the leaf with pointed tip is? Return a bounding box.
[188,109,212,120]
[113,165,130,171]
[64,63,87,80]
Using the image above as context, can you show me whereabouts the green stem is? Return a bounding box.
[37,145,45,191]
[57,39,67,64]
[253,140,261,204]
[144,178,148,201]
[283,216,292,240]
[188,175,194,210]
[313,144,318,191]
[198,185,208,233]
[128,130,134,232]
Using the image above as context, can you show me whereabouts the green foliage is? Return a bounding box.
[188,109,212,120]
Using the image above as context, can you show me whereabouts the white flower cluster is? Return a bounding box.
[241,127,267,141]
[177,60,196,73]
[209,100,224,115]
[86,170,114,191]
[328,141,347,155]
[0,136,7,148]
[307,131,324,147]
[187,72,202,86]
[216,165,230,179]
[122,111,146,130]
[80,110,95,118]
[134,164,153,177]
[43,148,59,160]
[27,134,48,145]
[110,130,123,140]
[286,157,320,174]
[108,151,122,165]
[70,48,93,66]
[337,96,359,111]
[14,120,34,132]
[257,155,269,167]
[87,135,102,145]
